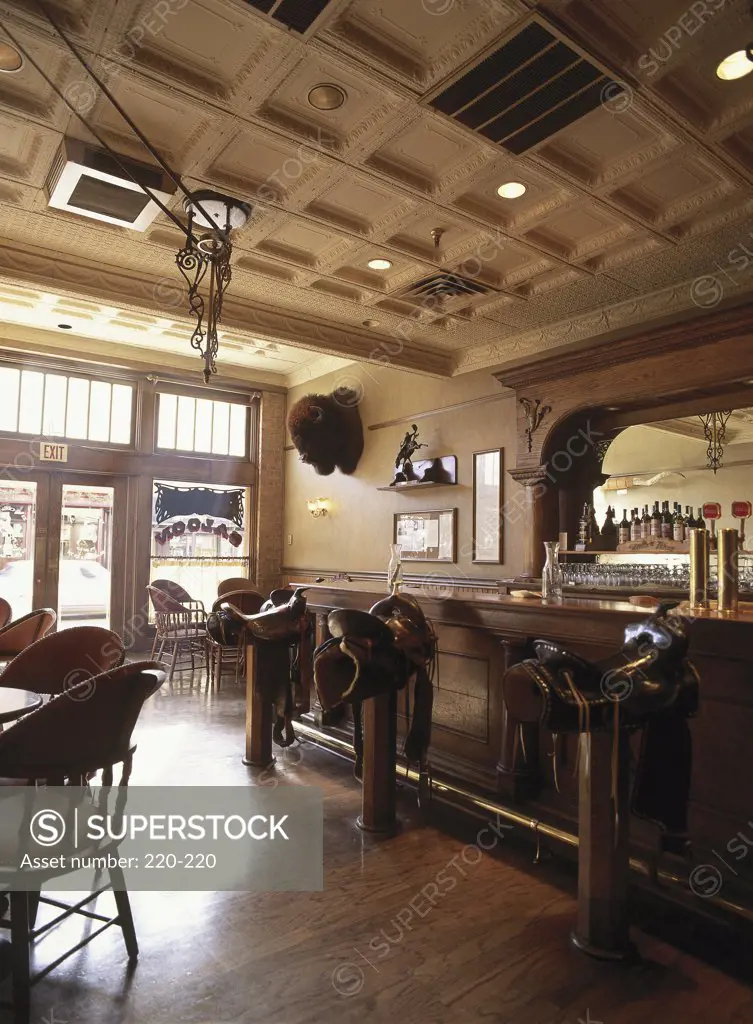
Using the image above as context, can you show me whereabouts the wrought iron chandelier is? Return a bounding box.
[1,8,251,384]
[177,192,250,383]
[698,410,732,473]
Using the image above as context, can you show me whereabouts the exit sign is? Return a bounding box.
[39,443,68,463]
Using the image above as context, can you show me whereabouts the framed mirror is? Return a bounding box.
[394,508,457,562]
[473,448,503,563]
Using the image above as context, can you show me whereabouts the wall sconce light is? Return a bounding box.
[307,497,329,518]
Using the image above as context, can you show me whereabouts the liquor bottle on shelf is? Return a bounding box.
[618,508,630,545]
[587,505,601,549]
[601,506,618,551]
[630,508,642,542]
[650,501,662,538]
[673,504,685,543]
[686,506,696,529]
[577,503,589,549]
[696,507,706,531]
[641,505,651,542]
[661,500,673,540]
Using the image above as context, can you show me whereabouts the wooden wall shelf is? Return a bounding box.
[383,454,457,491]
[377,481,457,492]
[560,549,687,555]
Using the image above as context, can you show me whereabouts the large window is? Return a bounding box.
[0,365,133,445]
[156,393,248,457]
[149,479,251,613]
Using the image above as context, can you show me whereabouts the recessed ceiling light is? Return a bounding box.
[367,258,392,271]
[716,49,753,80]
[0,42,24,74]
[307,84,347,110]
[57,323,73,330]
[497,181,527,199]
[362,319,380,327]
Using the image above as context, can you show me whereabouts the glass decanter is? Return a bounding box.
[387,543,403,594]
[541,541,563,601]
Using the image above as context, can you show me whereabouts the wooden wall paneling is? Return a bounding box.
[133,472,156,652]
[43,474,63,618]
[29,472,51,613]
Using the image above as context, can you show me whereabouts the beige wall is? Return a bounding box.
[595,425,753,537]
[284,363,524,579]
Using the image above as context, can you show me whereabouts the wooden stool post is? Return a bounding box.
[357,690,398,834]
[242,640,274,768]
[571,729,632,959]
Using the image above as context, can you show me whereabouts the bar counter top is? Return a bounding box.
[294,582,753,650]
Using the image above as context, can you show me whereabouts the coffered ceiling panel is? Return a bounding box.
[523,202,634,261]
[258,53,407,155]
[535,106,680,189]
[0,113,58,186]
[0,25,73,126]
[325,0,524,89]
[366,114,489,194]
[115,0,275,104]
[80,71,230,172]
[0,0,751,385]
[451,161,568,229]
[305,171,412,235]
[609,150,735,229]
[256,220,352,269]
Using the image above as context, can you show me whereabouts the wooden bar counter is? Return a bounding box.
[295,582,753,922]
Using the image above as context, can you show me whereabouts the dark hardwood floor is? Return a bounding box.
[3,668,752,1024]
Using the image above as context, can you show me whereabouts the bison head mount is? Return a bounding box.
[287,387,364,476]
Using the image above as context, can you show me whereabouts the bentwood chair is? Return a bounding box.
[207,589,263,689]
[150,579,207,630]
[0,626,124,694]
[0,609,56,665]
[0,598,12,629]
[217,577,257,597]
[0,661,165,1023]
[147,586,207,682]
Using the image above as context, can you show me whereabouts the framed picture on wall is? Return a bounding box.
[394,508,457,562]
[473,448,503,563]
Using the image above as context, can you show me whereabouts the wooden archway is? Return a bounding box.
[496,301,753,576]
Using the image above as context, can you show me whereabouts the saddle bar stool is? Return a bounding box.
[502,601,698,960]
[220,588,311,769]
[313,592,436,834]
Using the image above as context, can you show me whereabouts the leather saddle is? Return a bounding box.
[502,602,699,853]
[221,587,311,748]
[313,593,436,778]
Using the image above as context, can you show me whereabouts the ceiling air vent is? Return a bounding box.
[428,20,624,154]
[243,0,333,34]
[46,139,176,231]
[405,272,490,301]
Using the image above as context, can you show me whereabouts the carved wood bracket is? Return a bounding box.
[520,397,552,453]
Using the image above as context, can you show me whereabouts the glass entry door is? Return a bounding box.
[0,472,126,634]
[56,482,115,629]
[0,481,38,619]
